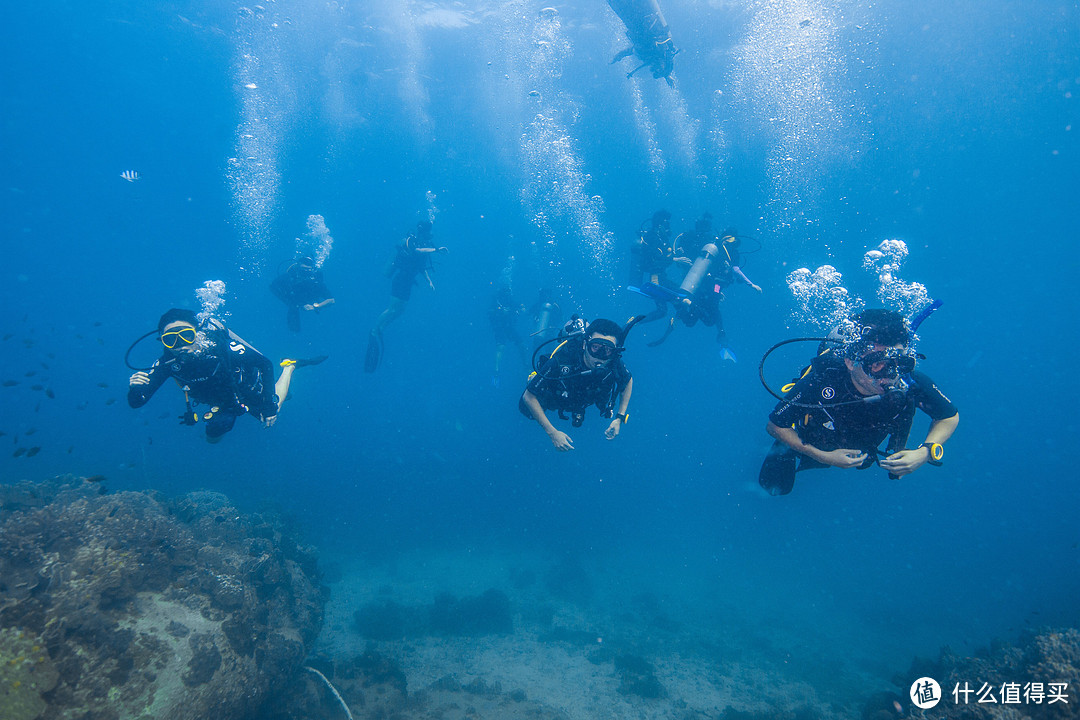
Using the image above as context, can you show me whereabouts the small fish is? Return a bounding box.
[24,371,36,377]
[30,384,44,391]
[66,445,74,454]
[76,401,88,410]
[105,398,116,405]
[45,388,55,399]
[94,321,103,327]
[2,333,12,341]
[24,428,37,435]
[25,447,40,457]
[120,170,140,182]
[85,475,107,483]
[47,353,55,359]
[13,448,26,457]
[2,380,18,387]
[0,431,5,437]
[97,382,109,388]
[40,362,49,369]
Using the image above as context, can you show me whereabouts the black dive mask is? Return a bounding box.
[861,348,916,380]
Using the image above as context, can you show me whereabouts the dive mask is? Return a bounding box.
[861,348,916,379]
[586,338,618,361]
[161,327,197,349]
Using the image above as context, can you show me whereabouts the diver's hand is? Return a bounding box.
[548,430,574,451]
[262,414,278,428]
[129,371,150,386]
[437,246,448,254]
[815,448,867,469]
[879,448,928,477]
[750,283,763,294]
[303,304,316,311]
[604,418,623,440]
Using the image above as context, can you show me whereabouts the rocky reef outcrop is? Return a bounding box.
[0,476,326,720]
[889,628,1080,720]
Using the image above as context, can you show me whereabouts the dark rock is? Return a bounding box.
[182,634,222,686]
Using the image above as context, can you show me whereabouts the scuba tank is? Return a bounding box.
[679,243,719,296]
[535,302,556,337]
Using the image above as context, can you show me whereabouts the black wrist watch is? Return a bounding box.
[615,413,629,424]
[921,442,944,466]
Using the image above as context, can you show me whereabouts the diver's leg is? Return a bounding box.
[641,300,667,324]
[374,297,406,335]
[758,440,798,495]
[274,363,296,411]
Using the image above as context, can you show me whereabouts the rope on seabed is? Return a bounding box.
[303,665,355,720]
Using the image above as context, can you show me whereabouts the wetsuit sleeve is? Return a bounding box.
[127,359,171,408]
[526,358,555,397]
[910,371,958,420]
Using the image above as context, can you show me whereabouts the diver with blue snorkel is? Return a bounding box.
[756,305,958,496]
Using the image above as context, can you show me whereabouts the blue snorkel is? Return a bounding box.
[909,298,942,334]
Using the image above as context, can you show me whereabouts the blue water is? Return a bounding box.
[3,0,1078,697]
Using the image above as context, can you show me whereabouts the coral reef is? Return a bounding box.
[892,628,1080,719]
[0,627,59,720]
[0,476,326,720]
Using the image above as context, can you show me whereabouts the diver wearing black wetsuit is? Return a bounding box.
[365,221,448,373]
[270,257,335,332]
[519,318,634,451]
[759,310,958,496]
[129,310,283,441]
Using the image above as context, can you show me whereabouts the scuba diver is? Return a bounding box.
[647,217,761,361]
[127,309,327,443]
[365,221,448,373]
[519,316,640,452]
[490,285,528,389]
[628,209,679,324]
[758,308,959,496]
[269,255,335,332]
[529,287,563,348]
[607,0,678,85]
